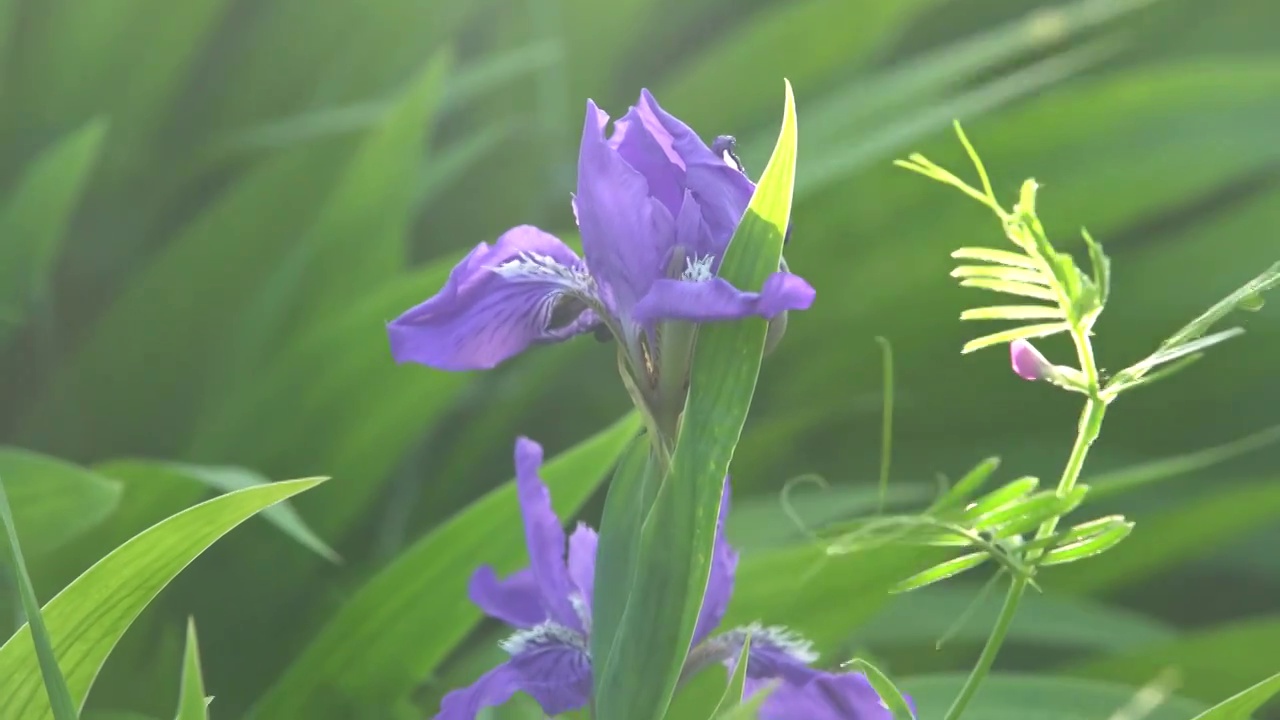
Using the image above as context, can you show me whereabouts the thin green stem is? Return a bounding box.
[944,327,1108,720]
[942,574,1027,720]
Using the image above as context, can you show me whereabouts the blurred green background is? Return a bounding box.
[1,0,1278,717]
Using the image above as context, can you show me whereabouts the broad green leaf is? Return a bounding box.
[899,673,1207,720]
[177,255,476,676]
[0,449,122,560]
[1050,480,1280,595]
[592,81,797,720]
[0,121,106,344]
[0,477,77,720]
[1190,671,1280,720]
[1068,617,1280,703]
[0,477,324,719]
[137,461,337,563]
[252,413,640,718]
[175,619,209,720]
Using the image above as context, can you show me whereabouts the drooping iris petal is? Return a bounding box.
[435,663,524,720]
[756,673,901,720]
[637,89,754,246]
[387,226,595,371]
[514,438,584,631]
[467,566,546,629]
[632,272,816,325]
[567,524,598,612]
[504,625,594,714]
[575,100,676,317]
[435,625,594,720]
[693,478,738,646]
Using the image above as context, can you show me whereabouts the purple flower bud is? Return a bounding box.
[1010,339,1052,381]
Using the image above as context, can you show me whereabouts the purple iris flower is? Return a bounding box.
[436,437,900,719]
[386,90,814,386]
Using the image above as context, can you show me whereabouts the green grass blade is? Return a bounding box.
[1158,261,1280,349]
[0,449,122,560]
[175,619,210,720]
[592,80,797,720]
[0,477,77,720]
[0,120,106,345]
[845,658,915,719]
[707,634,752,718]
[0,477,324,719]
[1189,671,1280,720]
[141,462,338,563]
[252,413,640,718]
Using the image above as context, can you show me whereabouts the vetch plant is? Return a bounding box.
[885,123,1280,720]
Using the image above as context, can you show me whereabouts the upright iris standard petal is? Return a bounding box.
[467,567,546,629]
[609,102,686,218]
[387,226,597,370]
[567,524,598,611]
[693,479,739,645]
[637,89,754,246]
[632,272,816,325]
[514,438,586,632]
[576,100,675,317]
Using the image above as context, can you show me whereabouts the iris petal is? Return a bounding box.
[632,272,815,325]
[514,438,584,632]
[693,478,738,646]
[637,89,754,247]
[387,225,594,370]
[567,524,598,613]
[434,662,523,720]
[756,673,901,720]
[467,566,546,629]
[575,100,675,318]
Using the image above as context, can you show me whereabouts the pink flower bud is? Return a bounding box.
[1010,339,1052,381]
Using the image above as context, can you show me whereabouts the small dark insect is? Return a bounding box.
[711,134,792,246]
